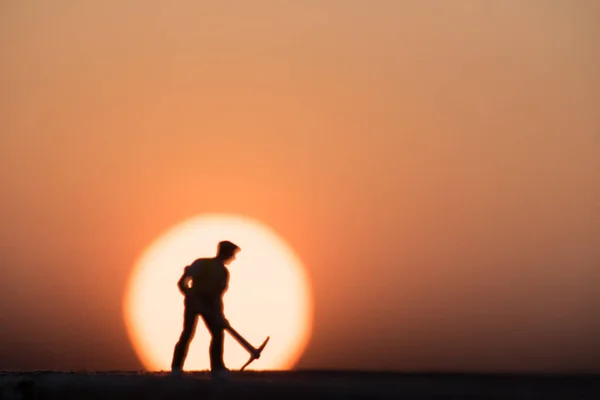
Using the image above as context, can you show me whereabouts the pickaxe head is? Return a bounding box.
[240,336,270,371]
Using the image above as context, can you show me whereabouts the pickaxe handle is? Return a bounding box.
[226,326,255,353]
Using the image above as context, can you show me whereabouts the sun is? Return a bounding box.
[123,214,313,371]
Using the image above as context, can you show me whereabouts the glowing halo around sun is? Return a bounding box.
[123,214,313,371]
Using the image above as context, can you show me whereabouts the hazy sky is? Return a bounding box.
[1,0,599,372]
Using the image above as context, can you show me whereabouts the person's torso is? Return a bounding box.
[187,257,228,301]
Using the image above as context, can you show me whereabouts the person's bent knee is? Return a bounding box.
[209,326,223,337]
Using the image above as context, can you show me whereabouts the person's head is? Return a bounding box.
[216,240,240,265]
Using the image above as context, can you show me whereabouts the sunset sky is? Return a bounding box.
[1,1,599,372]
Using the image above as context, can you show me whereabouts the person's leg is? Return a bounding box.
[209,322,225,371]
[171,305,198,371]
[200,308,226,371]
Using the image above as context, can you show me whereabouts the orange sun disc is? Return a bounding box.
[123,214,313,371]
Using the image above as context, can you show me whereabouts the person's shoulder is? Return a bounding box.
[190,257,212,265]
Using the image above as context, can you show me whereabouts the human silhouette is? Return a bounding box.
[171,240,240,377]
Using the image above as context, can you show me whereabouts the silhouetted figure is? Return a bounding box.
[171,240,240,377]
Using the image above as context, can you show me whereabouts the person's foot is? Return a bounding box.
[211,368,231,380]
[170,367,183,377]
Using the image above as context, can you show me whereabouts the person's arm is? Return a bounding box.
[218,268,230,294]
[177,267,191,296]
[216,269,231,329]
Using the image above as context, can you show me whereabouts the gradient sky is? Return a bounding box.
[1,0,599,372]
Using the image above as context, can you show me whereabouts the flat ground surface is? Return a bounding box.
[1,371,599,399]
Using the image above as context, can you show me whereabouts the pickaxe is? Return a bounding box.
[225,325,270,371]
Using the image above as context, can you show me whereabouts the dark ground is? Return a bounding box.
[1,371,599,400]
